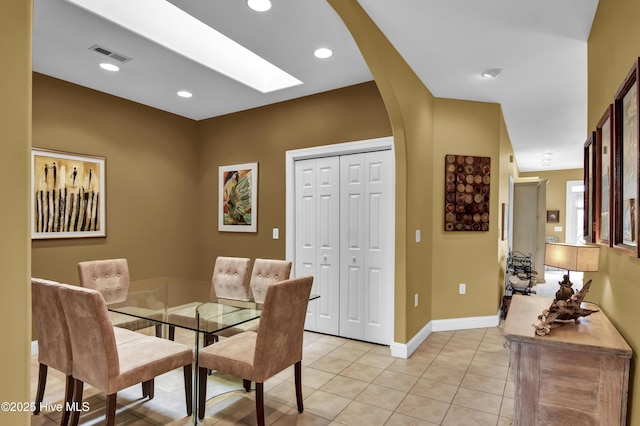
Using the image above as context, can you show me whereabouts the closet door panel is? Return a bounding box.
[363,151,394,344]
[340,154,366,340]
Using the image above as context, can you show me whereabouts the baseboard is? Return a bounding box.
[32,340,38,356]
[431,311,501,332]
[390,320,433,359]
[390,310,501,359]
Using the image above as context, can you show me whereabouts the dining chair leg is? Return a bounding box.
[255,382,265,426]
[243,379,251,392]
[34,364,47,414]
[69,379,84,426]
[198,367,208,419]
[294,361,303,412]
[183,364,193,416]
[60,374,74,426]
[169,325,175,341]
[147,379,155,399]
[105,393,117,426]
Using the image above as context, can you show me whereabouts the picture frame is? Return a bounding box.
[584,131,596,242]
[218,162,258,232]
[595,104,613,246]
[613,58,640,256]
[443,154,491,232]
[546,210,560,223]
[501,203,508,241]
[31,148,106,239]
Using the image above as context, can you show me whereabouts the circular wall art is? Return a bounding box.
[444,154,491,232]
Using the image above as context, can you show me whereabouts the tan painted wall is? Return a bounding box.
[327,0,435,342]
[589,0,640,423]
[520,169,583,243]
[195,82,392,278]
[431,99,503,319]
[0,0,32,424]
[31,74,201,286]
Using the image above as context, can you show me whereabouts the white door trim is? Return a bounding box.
[285,136,394,270]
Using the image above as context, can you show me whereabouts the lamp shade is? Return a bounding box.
[544,243,600,272]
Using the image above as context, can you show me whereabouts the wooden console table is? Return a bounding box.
[503,295,632,425]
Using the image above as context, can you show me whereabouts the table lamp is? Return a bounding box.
[544,242,600,301]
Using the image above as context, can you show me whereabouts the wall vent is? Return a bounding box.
[89,44,132,63]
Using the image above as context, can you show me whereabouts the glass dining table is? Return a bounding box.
[106,277,263,424]
[106,277,317,424]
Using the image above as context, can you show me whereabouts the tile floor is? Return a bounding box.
[31,325,514,425]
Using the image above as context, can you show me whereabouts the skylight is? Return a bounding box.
[67,0,303,93]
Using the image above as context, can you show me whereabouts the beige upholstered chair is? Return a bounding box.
[211,256,252,301]
[197,276,313,424]
[249,258,292,304]
[168,256,250,341]
[32,278,153,426]
[58,284,194,426]
[77,258,162,337]
[31,278,75,426]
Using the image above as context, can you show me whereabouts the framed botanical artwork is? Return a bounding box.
[613,58,640,256]
[31,148,106,239]
[546,210,560,223]
[584,132,596,242]
[218,162,258,232]
[595,104,613,246]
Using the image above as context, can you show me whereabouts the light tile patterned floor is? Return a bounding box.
[30,326,513,425]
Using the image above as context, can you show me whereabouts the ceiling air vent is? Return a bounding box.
[88,44,132,63]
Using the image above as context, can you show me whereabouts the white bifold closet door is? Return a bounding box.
[295,150,393,344]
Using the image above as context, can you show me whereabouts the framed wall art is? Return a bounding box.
[596,104,613,246]
[584,132,596,242]
[31,148,106,239]
[546,210,560,223]
[613,58,640,256]
[219,162,258,232]
[444,154,490,232]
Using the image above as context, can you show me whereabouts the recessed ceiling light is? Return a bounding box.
[68,0,302,93]
[543,152,553,158]
[247,0,271,12]
[177,90,192,98]
[314,48,333,59]
[99,63,119,72]
[542,158,552,163]
[480,68,503,79]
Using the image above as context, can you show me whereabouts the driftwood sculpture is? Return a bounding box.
[533,279,598,336]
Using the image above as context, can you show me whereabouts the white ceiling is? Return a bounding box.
[32,0,599,172]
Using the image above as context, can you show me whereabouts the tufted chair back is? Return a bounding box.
[32,278,73,375]
[77,258,130,305]
[211,256,251,301]
[249,258,292,303]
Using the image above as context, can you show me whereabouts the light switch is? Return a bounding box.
[272,228,279,239]
[416,230,421,243]
[554,226,563,232]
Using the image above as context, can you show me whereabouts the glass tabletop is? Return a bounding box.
[106,277,263,335]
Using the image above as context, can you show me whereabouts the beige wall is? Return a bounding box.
[431,99,504,319]
[31,74,200,285]
[0,0,32,424]
[195,81,392,277]
[520,169,583,243]
[328,0,436,342]
[588,0,640,423]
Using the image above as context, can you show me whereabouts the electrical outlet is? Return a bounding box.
[459,283,466,295]
[414,293,419,307]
